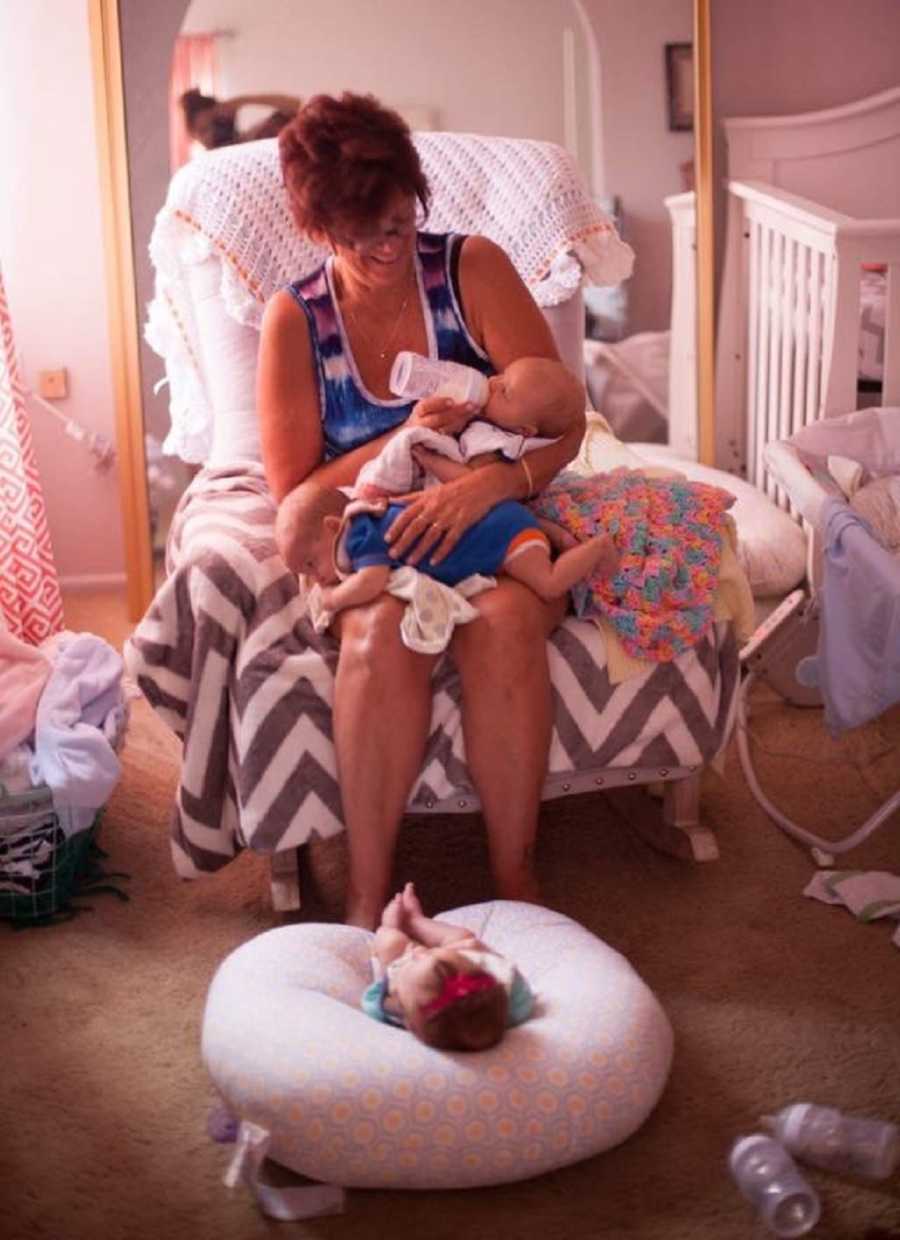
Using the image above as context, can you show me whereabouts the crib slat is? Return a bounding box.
[792,244,809,438]
[775,237,797,509]
[822,241,862,416]
[746,219,761,483]
[806,249,824,427]
[764,230,783,498]
[753,223,772,490]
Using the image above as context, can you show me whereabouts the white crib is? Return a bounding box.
[668,86,900,493]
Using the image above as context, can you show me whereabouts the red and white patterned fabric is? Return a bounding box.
[0,266,64,644]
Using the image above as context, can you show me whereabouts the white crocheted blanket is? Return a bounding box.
[146,132,634,462]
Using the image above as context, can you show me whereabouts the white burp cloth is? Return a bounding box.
[352,428,465,498]
[804,869,900,948]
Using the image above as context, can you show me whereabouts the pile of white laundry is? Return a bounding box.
[0,625,128,903]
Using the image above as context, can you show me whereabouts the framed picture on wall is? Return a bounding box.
[665,42,694,131]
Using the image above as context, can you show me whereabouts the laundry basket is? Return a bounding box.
[0,787,104,923]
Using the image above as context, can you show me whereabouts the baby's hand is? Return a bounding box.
[356,483,392,503]
[409,396,478,436]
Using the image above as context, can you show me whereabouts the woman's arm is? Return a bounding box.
[220,93,301,116]
[458,234,585,491]
[257,290,324,500]
[386,237,586,564]
[411,445,470,483]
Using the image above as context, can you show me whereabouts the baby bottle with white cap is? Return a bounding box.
[763,1103,900,1180]
[728,1133,821,1238]
[389,351,489,408]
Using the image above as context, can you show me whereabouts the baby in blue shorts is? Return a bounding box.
[276,476,615,623]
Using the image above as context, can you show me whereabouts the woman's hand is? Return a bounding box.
[406,395,478,436]
[386,467,507,565]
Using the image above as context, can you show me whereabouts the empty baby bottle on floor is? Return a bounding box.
[763,1103,900,1181]
[729,1134,821,1238]
[389,351,489,407]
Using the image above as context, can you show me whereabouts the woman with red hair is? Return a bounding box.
[259,93,585,928]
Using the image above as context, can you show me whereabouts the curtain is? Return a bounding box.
[169,33,217,172]
[0,265,64,643]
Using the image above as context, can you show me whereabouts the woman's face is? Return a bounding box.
[328,191,418,287]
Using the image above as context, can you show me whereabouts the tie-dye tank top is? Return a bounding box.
[285,232,494,461]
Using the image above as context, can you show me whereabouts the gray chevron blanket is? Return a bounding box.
[125,466,740,878]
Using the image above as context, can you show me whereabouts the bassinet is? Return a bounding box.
[738,406,900,857]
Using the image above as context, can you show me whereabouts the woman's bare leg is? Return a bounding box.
[333,596,437,928]
[450,581,565,903]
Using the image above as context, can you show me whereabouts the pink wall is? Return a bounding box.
[580,0,694,333]
[0,4,125,589]
[3,1,898,590]
[710,0,900,292]
[711,0,900,119]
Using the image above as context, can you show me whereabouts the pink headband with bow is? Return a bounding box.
[422,970,498,1018]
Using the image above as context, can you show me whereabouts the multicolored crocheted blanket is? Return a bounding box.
[530,468,735,661]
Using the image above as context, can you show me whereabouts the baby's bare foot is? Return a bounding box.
[379,892,405,930]
[401,880,424,919]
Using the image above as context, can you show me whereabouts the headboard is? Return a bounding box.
[711,85,900,481]
[723,84,900,219]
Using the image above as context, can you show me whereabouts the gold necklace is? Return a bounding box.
[343,273,415,362]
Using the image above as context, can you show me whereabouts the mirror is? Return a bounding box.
[91,0,713,618]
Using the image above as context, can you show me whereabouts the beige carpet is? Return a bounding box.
[3,591,900,1240]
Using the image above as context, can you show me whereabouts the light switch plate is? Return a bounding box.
[38,368,68,400]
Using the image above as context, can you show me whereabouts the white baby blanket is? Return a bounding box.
[353,423,556,498]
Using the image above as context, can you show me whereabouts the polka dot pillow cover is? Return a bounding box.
[202,901,674,1190]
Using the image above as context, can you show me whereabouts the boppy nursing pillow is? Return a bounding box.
[202,902,674,1190]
